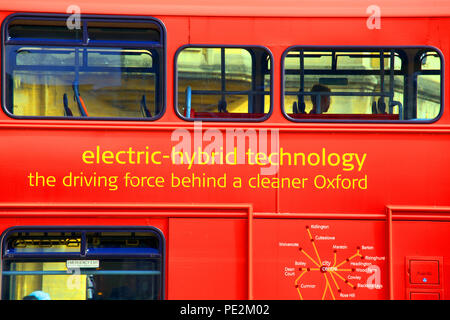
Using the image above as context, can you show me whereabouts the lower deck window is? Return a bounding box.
[1,228,164,300]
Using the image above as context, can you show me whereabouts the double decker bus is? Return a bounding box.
[0,0,448,300]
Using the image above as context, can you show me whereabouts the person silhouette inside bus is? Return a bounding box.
[309,84,331,114]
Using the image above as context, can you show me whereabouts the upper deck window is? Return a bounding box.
[283,47,442,122]
[3,15,164,120]
[175,46,272,121]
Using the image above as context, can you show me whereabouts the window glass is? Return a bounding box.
[336,52,402,71]
[8,19,82,42]
[5,232,81,254]
[417,75,440,119]
[283,48,442,121]
[416,52,441,119]
[176,47,271,120]
[87,21,161,43]
[420,53,440,70]
[4,17,164,120]
[2,229,163,300]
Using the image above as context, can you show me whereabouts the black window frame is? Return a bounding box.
[0,226,166,300]
[281,45,444,124]
[1,13,167,121]
[174,44,274,122]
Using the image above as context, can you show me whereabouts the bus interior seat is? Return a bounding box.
[140,95,152,117]
[72,82,89,117]
[377,98,386,114]
[63,93,73,117]
[371,100,377,114]
[218,98,228,113]
[292,100,306,114]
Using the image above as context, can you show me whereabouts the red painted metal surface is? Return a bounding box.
[0,0,450,18]
[0,2,449,300]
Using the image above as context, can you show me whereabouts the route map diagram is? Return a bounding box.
[294,225,365,300]
[255,220,386,299]
[279,223,386,300]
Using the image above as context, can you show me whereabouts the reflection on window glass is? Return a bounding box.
[420,53,441,70]
[416,52,441,119]
[4,260,160,300]
[336,52,402,70]
[417,75,440,119]
[177,47,271,120]
[9,47,157,118]
[283,48,441,121]
[2,230,163,300]
[4,18,164,119]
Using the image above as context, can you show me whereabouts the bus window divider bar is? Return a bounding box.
[285,91,393,97]
[286,53,400,58]
[13,48,155,56]
[191,90,270,95]
[284,69,405,76]
[13,65,157,74]
[3,270,161,276]
[6,40,162,48]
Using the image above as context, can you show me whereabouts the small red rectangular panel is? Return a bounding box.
[409,260,440,285]
[410,292,440,300]
[168,218,247,299]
